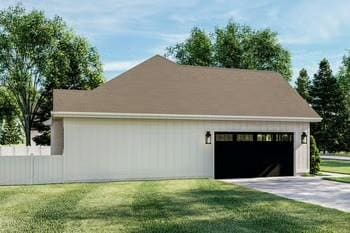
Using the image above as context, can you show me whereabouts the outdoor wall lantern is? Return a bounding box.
[205,131,212,144]
[301,132,307,144]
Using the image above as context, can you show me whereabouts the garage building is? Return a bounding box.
[51,55,321,182]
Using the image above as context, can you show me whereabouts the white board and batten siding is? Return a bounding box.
[63,118,309,182]
[0,155,63,185]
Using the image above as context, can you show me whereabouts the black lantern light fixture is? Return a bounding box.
[205,131,212,144]
[301,132,307,144]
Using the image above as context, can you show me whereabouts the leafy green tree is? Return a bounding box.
[240,28,292,80]
[0,118,23,145]
[33,32,104,145]
[309,135,320,175]
[214,22,244,68]
[0,87,18,136]
[295,68,311,102]
[166,27,213,66]
[167,21,292,81]
[0,87,13,122]
[310,59,348,152]
[0,5,104,145]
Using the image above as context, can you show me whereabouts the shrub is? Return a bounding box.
[310,135,320,174]
[0,118,23,145]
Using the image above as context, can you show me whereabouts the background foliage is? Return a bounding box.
[0,5,104,145]
[166,21,292,81]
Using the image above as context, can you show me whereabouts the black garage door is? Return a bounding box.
[214,132,294,179]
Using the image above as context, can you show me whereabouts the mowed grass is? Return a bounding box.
[0,180,349,233]
[320,160,350,175]
[325,177,350,184]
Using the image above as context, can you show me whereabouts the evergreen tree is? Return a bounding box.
[295,68,311,102]
[0,118,23,145]
[337,53,350,151]
[337,52,350,112]
[310,59,348,152]
[310,135,320,175]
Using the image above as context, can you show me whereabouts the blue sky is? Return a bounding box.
[2,0,350,83]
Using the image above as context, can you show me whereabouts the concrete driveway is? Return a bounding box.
[222,176,350,212]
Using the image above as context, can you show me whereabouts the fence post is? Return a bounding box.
[13,146,15,156]
[0,146,1,156]
[31,153,34,184]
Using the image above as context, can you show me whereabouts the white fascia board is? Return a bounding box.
[51,111,322,122]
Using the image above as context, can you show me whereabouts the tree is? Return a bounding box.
[33,32,104,145]
[166,27,213,66]
[0,5,104,145]
[337,52,350,112]
[295,68,311,102]
[337,52,350,151]
[0,118,23,145]
[239,27,292,80]
[167,21,292,81]
[214,22,244,68]
[310,59,348,152]
[0,87,18,136]
[309,135,320,175]
[0,87,13,122]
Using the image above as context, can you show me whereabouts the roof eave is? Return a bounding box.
[51,111,322,122]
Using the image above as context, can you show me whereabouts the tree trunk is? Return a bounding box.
[24,115,31,146]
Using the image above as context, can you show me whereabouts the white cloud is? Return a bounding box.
[103,59,143,72]
[277,0,350,45]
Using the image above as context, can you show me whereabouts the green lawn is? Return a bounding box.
[324,177,350,184]
[0,180,349,233]
[320,160,350,175]
[334,152,350,157]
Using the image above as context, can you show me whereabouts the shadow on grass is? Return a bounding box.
[9,180,350,233]
[22,185,97,232]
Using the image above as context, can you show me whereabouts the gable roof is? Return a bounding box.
[53,55,321,121]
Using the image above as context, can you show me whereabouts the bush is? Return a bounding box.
[0,118,23,145]
[310,135,320,174]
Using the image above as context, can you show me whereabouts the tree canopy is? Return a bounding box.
[0,5,104,145]
[166,21,292,81]
[295,68,311,102]
[310,59,348,152]
[337,52,350,112]
[166,27,213,66]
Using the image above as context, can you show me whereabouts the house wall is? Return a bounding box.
[51,119,64,155]
[62,117,310,182]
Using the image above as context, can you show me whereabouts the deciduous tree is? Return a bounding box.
[167,21,292,80]
[166,27,213,66]
[0,5,104,145]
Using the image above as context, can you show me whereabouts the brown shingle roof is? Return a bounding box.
[53,55,320,119]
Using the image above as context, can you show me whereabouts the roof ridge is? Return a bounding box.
[178,63,280,75]
[53,89,89,92]
[95,55,177,91]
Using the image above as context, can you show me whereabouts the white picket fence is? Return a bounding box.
[0,146,51,156]
[0,146,64,185]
